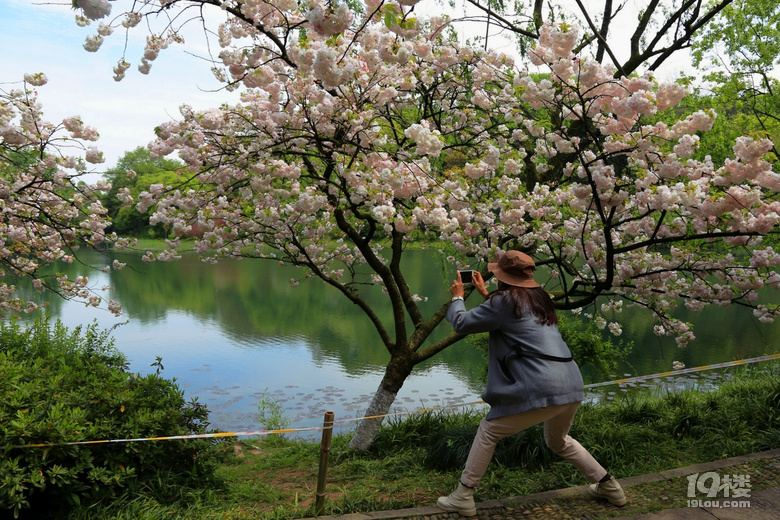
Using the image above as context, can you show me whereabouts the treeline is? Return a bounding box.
[101,147,184,237]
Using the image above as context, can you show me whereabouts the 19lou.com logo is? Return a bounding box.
[686,471,752,508]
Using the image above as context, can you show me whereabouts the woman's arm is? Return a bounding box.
[446,294,507,334]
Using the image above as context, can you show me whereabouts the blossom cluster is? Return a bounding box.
[305,3,353,36]
[74,0,111,20]
[0,75,118,315]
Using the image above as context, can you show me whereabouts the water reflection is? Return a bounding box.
[16,249,487,435]
[10,248,780,437]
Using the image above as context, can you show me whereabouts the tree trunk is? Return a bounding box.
[347,355,414,451]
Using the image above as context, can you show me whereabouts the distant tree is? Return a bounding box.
[692,0,780,78]
[658,85,780,169]
[103,147,183,237]
[691,0,780,159]
[0,73,117,315]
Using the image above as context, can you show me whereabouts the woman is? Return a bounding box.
[437,250,626,517]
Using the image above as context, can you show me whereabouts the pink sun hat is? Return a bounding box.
[487,251,540,288]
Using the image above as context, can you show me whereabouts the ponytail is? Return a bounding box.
[488,285,558,325]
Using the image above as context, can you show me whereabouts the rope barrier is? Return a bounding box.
[329,400,488,426]
[583,352,780,389]
[11,352,780,449]
[15,427,324,448]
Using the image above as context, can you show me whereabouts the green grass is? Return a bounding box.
[58,364,780,519]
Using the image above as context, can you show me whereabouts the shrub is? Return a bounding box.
[558,314,632,379]
[464,315,632,386]
[424,422,555,471]
[0,316,223,519]
[424,425,477,471]
[371,408,484,458]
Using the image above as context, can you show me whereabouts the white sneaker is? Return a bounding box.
[436,483,477,517]
[588,476,627,506]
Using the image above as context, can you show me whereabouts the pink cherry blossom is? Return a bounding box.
[1,77,117,315]
[306,3,353,37]
[75,0,111,21]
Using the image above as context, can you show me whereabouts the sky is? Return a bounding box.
[0,0,240,174]
[1,0,694,177]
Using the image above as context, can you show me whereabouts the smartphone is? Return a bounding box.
[458,270,474,284]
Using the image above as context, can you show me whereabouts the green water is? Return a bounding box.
[12,248,780,433]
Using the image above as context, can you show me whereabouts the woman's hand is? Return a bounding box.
[472,271,489,300]
[451,271,489,300]
[450,272,465,299]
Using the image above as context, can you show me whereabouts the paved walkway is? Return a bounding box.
[304,448,780,520]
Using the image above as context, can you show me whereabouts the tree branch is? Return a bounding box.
[462,0,539,39]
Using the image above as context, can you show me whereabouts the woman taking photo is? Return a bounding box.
[437,250,626,516]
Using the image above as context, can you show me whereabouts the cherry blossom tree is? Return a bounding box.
[0,74,118,316]
[71,0,779,449]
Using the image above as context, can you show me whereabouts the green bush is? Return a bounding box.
[558,314,632,379]
[371,408,483,458]
[424,425,477,470]
[0,316,223,519]
[464,315,632,386]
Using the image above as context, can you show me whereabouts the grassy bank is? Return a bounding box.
[65,364,780,520]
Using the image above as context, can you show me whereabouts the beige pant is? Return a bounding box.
[460,402,607,488]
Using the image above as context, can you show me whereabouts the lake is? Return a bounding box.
[13,248,780,438]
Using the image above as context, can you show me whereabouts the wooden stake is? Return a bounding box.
[315,411,335,515]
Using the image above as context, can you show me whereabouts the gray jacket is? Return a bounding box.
[446,293,584,420]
